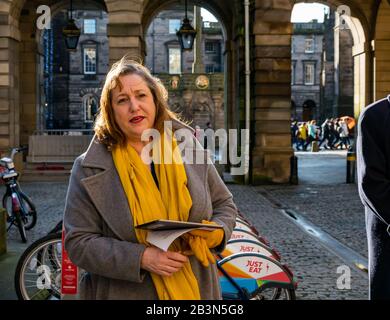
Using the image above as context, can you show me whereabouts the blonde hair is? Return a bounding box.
[94,56,178,147]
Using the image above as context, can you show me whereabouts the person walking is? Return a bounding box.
[291,120,300,150]
[318,119,331,150]
[304,120,318,150]
[297,122,308,151]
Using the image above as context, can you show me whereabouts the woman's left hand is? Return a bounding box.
[181,234,216,267]
[187,220,224,248]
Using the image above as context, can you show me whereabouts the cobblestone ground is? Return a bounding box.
[228,184,368,300]
[259,184,367,258]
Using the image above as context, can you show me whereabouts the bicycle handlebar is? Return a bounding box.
[9,146,28,160]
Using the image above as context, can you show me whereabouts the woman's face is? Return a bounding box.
[111,74,156,143]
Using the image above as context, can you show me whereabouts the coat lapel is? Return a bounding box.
[80,138,136,242]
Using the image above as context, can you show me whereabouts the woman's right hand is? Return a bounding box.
[141,246,189,277]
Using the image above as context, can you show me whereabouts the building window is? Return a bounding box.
[305,37,314,53]
[84,47,97,74]
[169,19,181,34]
[168,47,181,74]
[205,41,217,53]
[84,19,96,34]
[304,63,315,85]
[206,64,215,73]
[83,95,99,122]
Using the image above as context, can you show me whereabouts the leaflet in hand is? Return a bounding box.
[136,219,223,252]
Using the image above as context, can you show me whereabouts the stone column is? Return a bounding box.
[192,6,204,74]
[252,0,293,184]
[374,0,390,102]
[333,12,341,117]
[0,6,21,151]
[106,0,143,65]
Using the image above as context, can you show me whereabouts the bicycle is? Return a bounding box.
[0,146,37,242]
[15,218,297,300]
[217,252,296,300]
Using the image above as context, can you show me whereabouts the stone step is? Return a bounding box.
[23,163,73,170]
[20,169,70,182]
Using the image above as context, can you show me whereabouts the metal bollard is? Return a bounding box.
[290,155,298,185]
[346,149,356,184]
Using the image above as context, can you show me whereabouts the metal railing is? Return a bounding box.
[32,129,94,136]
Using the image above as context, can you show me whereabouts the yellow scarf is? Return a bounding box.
[112,130,201,300]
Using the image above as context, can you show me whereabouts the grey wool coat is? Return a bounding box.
[63,119,238,300]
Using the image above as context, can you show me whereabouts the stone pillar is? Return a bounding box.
[352,43,370,120]
[192,6,204,74]
[374,0,390,102]
[0,5,21,152]
[19,5,38,145]
[106,0,143,65]
[333,13,340,118]
[252,0,293,184]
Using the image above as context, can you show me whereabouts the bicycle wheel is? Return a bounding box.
[218,253,296,301]
[15,233,62,300]
[14,210,27,243]
[251,287,296,300]
[3,192,37,230]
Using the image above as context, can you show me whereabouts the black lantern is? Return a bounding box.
[62,0,80,51]
[176,0,197,51]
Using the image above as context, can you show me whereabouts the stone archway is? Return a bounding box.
[0,0,144,150]
[291,0,370,118]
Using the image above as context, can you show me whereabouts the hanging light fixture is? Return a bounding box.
[62,0,81,51]
[176,0,197,51]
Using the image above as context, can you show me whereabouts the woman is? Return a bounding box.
[63,57,237,300]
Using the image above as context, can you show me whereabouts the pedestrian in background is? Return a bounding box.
[357,95,390,300]
[304,120,318,150]
[291,120,300,150]
[297,122,308,151]
[318,119,331,150]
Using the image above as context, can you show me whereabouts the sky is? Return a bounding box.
[201,8,218,22]
[201,3,330,23]
[291,3,330,23]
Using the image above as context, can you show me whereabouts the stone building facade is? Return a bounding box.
[291,10,354,123]
[42,8,109,131]
[145,5,224,131]
[291,20,324,121]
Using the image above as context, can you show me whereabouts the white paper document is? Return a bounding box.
[146,228,195,252]
[137,219,223,251]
